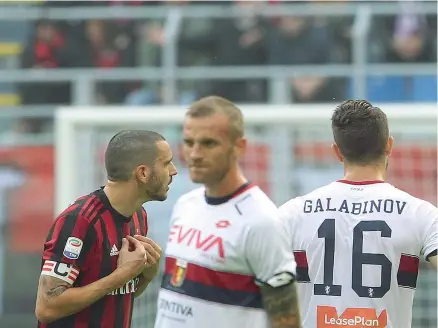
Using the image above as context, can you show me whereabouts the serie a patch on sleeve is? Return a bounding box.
[41,260,80,285]
[63,237,84,260]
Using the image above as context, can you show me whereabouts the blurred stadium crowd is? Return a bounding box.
[0,1,436,327]
[0,0,436,135]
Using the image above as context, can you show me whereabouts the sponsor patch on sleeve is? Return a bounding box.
[41,260,80,285]
[63,237,83,260]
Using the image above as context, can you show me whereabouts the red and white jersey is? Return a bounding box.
[278,180,438,328]
[154,183,297,328]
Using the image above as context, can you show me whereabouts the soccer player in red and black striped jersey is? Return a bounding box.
[35,130,178,328]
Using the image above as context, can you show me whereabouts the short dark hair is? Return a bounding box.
[105,130,165,181]
[186,96,244,139]
[331,100,389,164]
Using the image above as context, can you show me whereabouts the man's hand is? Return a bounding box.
[133,235,162,282]
[117,236,148,279]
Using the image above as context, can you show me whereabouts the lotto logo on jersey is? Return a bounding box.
[317,306,387,327]
[63,237,83,260]
[170,259,187,287]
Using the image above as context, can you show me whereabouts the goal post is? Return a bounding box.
[54,103,437,328]
[55,103,437,215]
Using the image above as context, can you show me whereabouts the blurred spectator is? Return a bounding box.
[10,0,438,106]
[131,0,214,104]
[210,0,268,103]
[19,20,71,105]
[0,119,44,145]
[387,11,435,63]
[76,19,137,104]
[369,1,436,63]
[266,15,345,102]
[365,1,437,102]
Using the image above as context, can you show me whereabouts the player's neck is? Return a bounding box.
[342,163,386,182]
[103,183,141,218]
[205,168,248,198]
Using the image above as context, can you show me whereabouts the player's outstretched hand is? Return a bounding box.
[134,235,162,281]
[117,236,147,279]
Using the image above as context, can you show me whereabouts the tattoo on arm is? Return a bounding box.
[40,275,71,300]
[260,283,302,328]
[46,285,69,298]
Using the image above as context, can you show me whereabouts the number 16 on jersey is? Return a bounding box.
[294,219,420,298]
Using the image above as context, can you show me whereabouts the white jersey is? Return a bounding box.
[279,180,438,328]
[154,183,297,328]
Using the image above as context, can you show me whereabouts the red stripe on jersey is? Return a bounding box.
[78,195,98,217]
[71,219,104,326]
[43,195,99,267]
[399,254,420,273]
[337,180,385,185]
[123,295,134,328]
[99,210,120,328]
[105,293,117,327]
[56,203,80,218]
[83,197,101,219]
[141,208,148,235]
[132,212,141,235]
[165,257,259,292]
[293,250,309,268]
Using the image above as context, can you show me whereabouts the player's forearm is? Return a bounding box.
[134,275,151,298]
[428,255,438,269]
[261,282,303,328]
[36,268,132,323]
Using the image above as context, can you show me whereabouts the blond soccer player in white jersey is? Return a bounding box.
[278,100,438,328]
[154,96,302,328]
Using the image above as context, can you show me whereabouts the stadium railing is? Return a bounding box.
[0,2,436,115]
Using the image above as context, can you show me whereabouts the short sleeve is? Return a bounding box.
[277,198,301,245]
[245,214,297,288]
[419,202,438,261]
[42,212,96,269]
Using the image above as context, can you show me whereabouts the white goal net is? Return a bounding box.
[55,104,437,328]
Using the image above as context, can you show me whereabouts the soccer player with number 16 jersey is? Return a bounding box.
[279,100,438,328]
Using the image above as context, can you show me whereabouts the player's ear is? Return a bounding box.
[331,143,344,163]
[385,136,394,157]
[134,165,150,183]
[234,137,247,158]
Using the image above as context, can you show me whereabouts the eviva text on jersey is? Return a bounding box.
[303,198,407,215]
[168,224,225,259]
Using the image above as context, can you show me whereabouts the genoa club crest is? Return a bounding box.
[170,259,187,287]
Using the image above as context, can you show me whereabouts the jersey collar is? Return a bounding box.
[336,180,385,185]
[96,186,132,222]
[205,182,255,205]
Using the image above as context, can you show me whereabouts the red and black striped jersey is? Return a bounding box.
[38,187,148,328]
